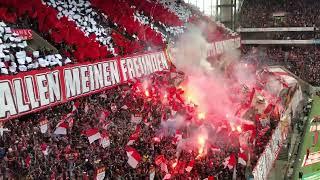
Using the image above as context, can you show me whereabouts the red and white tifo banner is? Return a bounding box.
[11,29,33,40]
[0,50,170,121]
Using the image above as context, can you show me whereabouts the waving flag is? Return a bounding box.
[185,160,195,172]
[71,101,80,113]
[127,125,141,145]
[173,160,186,174]
[247,88,255,106]
[163,174,171,180]
[203,176,214,180]
[41,143,49,156]
[67,118,74,129]
[54,122,68,135]
[85,128,101,144]
[223,154,236,170]
[155,155,168,173]
[238,151,247,166]
[39,118,48,133]
[100,131,110,148]
[125,147,142,168]
[95,167,106,180]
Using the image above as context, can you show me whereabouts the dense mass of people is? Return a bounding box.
[0,69,282,179]
[0,0,303,179]
[239,0,320,28]
[239,0,320,86]
[241,45,320,86]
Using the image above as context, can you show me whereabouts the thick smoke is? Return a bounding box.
[165,23,259,155]
[171,24,243,119]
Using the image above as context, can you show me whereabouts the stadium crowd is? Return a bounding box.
[240,0,320,86]
[0,70,279,179]
[241,45,320,86]
[0,0,300,179]
[239,0,320,28]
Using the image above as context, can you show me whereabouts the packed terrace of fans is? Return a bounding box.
[0,0,290,179]
[240,0,320,86]
[0,69,280,179]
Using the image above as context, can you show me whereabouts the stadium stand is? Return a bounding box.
[0,21,70,75]
[0,0,292,179]
[239,0,320,86]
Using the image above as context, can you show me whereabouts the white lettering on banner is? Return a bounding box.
[13,79,30,113]
[25,76,40,109]
[47,71,61,103]
[80,66,90,94]
[151,54,159,72]
[120,52,168,81]
[0,81,17,118]
[103,62,112,86]
[65,68,81,98]
[88,65,95,91]
[0,50,170,121]
[159,52,169,70]
[132,58,141,78]
[126,58,136,80]
[93,63,104,90]
[108,60,120,86]
[36,74,50,106]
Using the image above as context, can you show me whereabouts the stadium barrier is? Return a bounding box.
[252,80,303,179]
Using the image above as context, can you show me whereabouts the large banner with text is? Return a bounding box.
[0,50,169,121]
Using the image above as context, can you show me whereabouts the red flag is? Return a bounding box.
[155,155,168,173]
[247,88,255,106]
[95,167,106,180]
[100,131,110,148]
[263,103,274,114]
[125,147,142,168]
[39,118,48,133]
[85,128,101,144]
[238,152,247,166]
[72,101,80,113]
[127,125,141,145]
[41,143,49,156]
[185,160,194,172]
[54,122,68,135]
[223,154,236,170]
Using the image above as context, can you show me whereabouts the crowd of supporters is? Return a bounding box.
[241,45,320,86]
[239,0,320,86]
[0,70,280,179]
[0,0,295,179]
[239,0,320,28]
